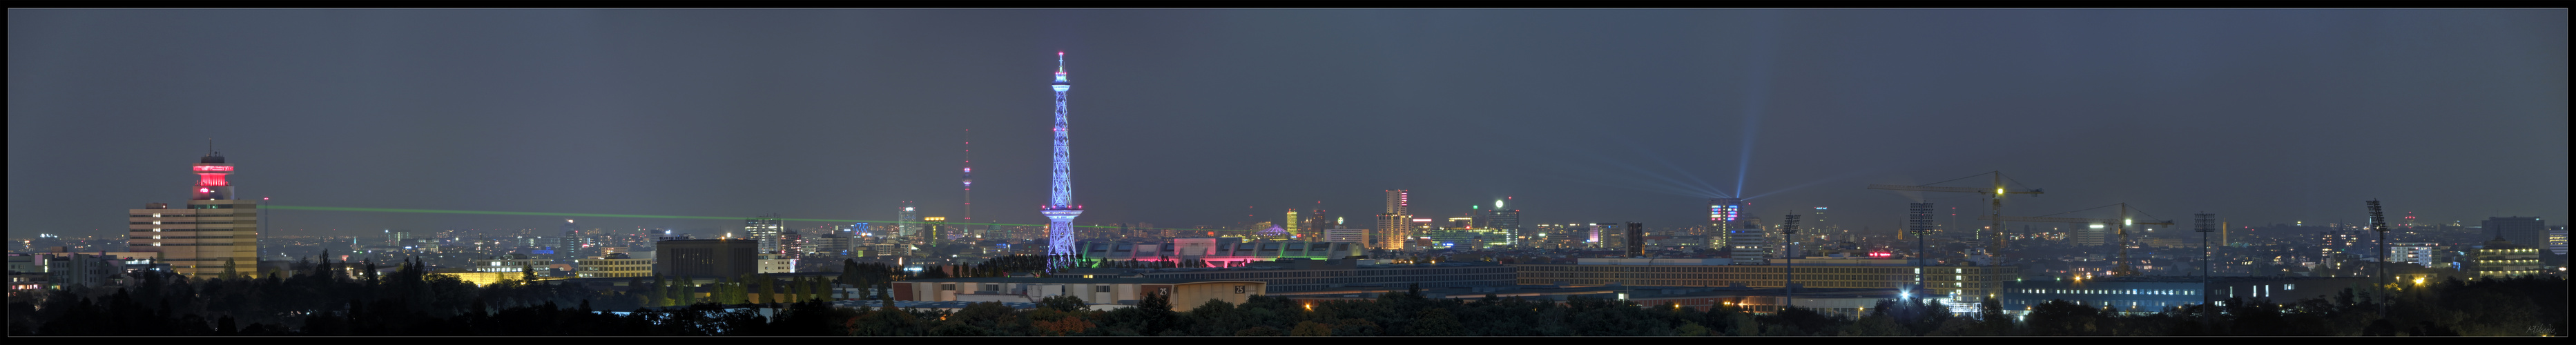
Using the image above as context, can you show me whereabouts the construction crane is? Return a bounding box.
[1868,171,2043,251]
[1979,203,2172,276]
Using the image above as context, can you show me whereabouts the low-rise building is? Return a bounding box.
[466,253,551,273]
[1997,276,2370,315]
[1074,238,1363,268]
[573,253,652,278]
[891,277,1264,311]
[2470,238,2544,278]
[1090,259,1516,294]
[1513,258,2013,299]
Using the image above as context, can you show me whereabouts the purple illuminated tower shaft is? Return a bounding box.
[1041,52,1083,267]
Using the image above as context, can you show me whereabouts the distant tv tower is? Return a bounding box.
[962,128,972,230]
[1040,51,1083,266]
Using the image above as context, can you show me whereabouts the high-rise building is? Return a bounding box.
[654,238,757,279]
[1729,217,1768,264]
[1709,197,1745,232]
[558,219,583,258]
[128,147,260,279]
[923,217,949,248]
[1623,222,1645,258]
[2481,217,2546,248]
[898,205,920,243]
[1377,190,1411,250]
[1040,52,1086,265]
[1480,203,1522,248]
[1304,208,1328,239]
[744,214,784,253]
[1284,209,1301,237]
[780,228,804,256]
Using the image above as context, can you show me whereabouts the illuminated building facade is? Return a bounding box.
[1074,238,1364,267]
[1284,209,1301,236]
[1478,203,1522,248]
[1041,52,1085,265]
[1997,276,2367,315]
[2387,242,2439,268]
[923,217,949,248]
[1323,228,1368,244]
[898,205,919,242]
[1729,217,1768,264]
[1708,198,1743,231]
[128,148,260,279]
[557,219,585,258]
[1376,190,1411,250]
[744,214,784,254]
[2470,238,2544,278]
[1515,259,2015,300]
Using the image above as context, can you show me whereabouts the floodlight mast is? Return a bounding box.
[1782,214,1801,310]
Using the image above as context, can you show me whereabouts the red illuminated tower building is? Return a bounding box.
[128,144,262,279]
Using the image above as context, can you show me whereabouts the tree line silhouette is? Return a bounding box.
[8,250,2562,336]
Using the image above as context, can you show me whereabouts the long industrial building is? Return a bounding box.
[1511,258,2015,299]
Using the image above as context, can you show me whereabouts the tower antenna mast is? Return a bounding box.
[1040,51,1085,268]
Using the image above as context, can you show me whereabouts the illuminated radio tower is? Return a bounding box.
[1040,51,1084,267]
[962,129,971,235]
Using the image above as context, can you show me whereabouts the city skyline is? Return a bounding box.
[9,9,2568,240]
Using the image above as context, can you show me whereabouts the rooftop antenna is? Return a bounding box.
[209,139,217,156]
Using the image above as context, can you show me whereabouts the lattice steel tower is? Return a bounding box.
[1040,52,1085,266]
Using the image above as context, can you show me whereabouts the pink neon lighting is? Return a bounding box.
[197,174,229,186]
[193,166,233,172]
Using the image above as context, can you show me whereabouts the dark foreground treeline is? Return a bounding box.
[8,256,2564,336]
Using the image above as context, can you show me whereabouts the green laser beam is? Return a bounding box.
[266,205,1284,233]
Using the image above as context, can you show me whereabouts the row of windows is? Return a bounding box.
[2015,288,2198,295]
[1520,273,1988,283]
[1521,266,1997,275]
[130,235,235,239]
[129,221,242,225]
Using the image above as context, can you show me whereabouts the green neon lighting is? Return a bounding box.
[266,204,1276,233]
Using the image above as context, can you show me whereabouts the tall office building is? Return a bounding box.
[780,228,804,256]
[654,238,757,279]
[744,214,785,253]
[924,217,949,248]
[1306,208,1330,240]
[2482,217,2546,248]
[1284,209,1301,236]
[1479,202,1522,248]
[1377,190,1411,250]
[1039,52,1087,264]
[1708,198,1744,245]
[387,230,411,247]
[898,205,920,243]
[128,148,260,279]
[1728,217,1767,264]
[558,219,583,258]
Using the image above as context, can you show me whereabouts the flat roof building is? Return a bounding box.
[891,277,1263,312]
[655,239,757,279]
[1074,238,1362,268]
[1997,276,2370,315]
[1092,259,1515,294]
[128,150,260,279]
[1513,258,2011,299]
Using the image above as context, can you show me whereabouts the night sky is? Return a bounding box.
[8,9,2567,239]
